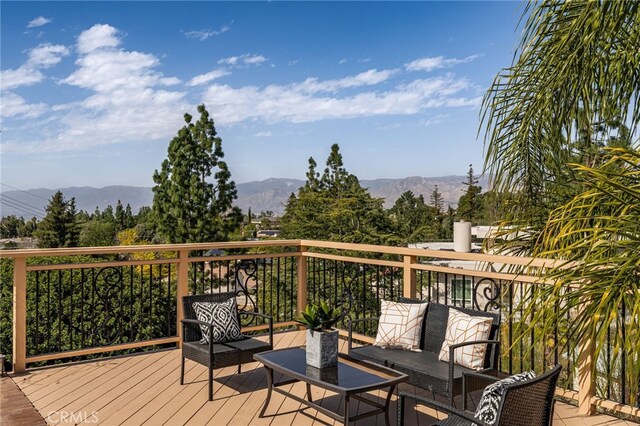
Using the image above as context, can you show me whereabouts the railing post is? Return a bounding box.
[176,249,189,349]
[13,257,27,373]
[403,255,417,299]
[577,303,596,415]
[296,245,308,317]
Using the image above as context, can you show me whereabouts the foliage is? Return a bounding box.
[34,191,79,248]
[297,300,343,332]
[1,216,24,238]
[482,0,640,403]
[281,144,392,244]
[525,149,640,405]
[388,191,438,244]
[456,164,482,224]
[79,220,117,247]
[152,104,242,244]
[481,0,640,256]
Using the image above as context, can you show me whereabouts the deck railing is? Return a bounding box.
[1,239,637,420]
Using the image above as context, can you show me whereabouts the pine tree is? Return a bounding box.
[281,144,391,243]
[34,191,79,248]
[430,185,444,214]
[115,200,126,231]
[152,104,242,243]
[457,164,483,223]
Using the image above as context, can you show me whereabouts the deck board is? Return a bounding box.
[7,330,637,426]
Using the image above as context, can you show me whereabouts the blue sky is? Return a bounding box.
[1,1,522,190]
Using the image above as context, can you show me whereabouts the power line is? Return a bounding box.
[0,199,44,219]
[0,197,45,219]
[0,194,44,218]
[0,183,50,201]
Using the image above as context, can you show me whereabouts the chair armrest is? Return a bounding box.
[182,318,214,327]
[348,317,379,352]
[449,340,500,369]
[446,340,500,406]
[240,311,274,348]
[398,391,489,426]
[181,318,214,344]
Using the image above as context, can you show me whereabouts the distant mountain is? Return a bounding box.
[0,175,489,218]
[0,186,154,219]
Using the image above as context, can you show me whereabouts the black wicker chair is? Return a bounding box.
[348,299,501,406]
[398,365,562,426]
[180,292,273,401]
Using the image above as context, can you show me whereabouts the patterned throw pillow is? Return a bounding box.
[192,297,243,344]
[438,308,493,369]
[474,371,536,425]
[373,300,428,351]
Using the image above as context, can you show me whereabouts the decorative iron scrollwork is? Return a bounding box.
[473,278,501,312]
[234,259,260,325]
[91,266,124,346]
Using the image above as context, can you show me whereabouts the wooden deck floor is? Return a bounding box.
[5,330,637,426]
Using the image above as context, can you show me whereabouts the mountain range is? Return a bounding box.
[0,175,488,219]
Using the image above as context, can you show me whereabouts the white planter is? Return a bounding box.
[305,328,339,368]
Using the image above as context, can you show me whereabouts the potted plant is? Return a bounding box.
[297,300,343,368]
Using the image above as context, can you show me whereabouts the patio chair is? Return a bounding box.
[398,365,562,426]
[180,292,273,400]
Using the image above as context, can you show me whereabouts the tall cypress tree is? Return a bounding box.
[152,104,241,243]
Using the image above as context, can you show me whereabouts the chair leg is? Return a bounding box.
[398,394,405,426]
[209,365,214,401]
[180,356,185,385]
[238,363,241,374]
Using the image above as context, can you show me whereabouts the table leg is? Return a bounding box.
[343,395,350,426]
[259,366,273,417]
[384,385,397,426]
[306,383,313,402]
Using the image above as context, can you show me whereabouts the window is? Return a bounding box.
[451,278,472,305]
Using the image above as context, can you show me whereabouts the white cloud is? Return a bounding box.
[218,54,267,67]
[27,44,70,68]
[339,59,347,65]
[0,67,43,90]
[1,44,68,90]
[184,25,230,41]
[27,16,51,28]
[201,73,480,125]
[1,93,47,119]
[5,24,188,154]
[405,54,482,72]
[254,131,272,137]
[295,69,397,94]
[187,69,231,86]
[77,24,121,54]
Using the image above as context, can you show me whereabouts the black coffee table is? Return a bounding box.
[254,347,408,425]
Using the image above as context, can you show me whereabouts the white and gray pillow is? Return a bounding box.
[473,370,536,425]
[438,308,493,370]
[192,297,243,344]
[373,299,428,351]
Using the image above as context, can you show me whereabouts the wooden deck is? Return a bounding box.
[5,330,637,426]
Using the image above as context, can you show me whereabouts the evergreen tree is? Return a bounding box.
[124,204,134,228]
[388,191,437,243]
[457,164,483,223]
[115,200,126,231]
[34,191,79,248]
[281,144,391,244]
[65,198,80,247]
[430,185,444,214]
[152,104,242,243]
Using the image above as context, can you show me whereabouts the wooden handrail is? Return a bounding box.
[3,238,599,418]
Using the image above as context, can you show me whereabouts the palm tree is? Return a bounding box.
[481,0,640,406]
